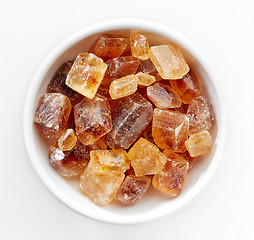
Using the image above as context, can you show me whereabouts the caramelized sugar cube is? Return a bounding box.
[66,53,107,99]
[80,167,124,205]
[102,56,140,86]
[47,60,83,106]
[185,131,212,157]
[74,94,112,145]
[187,96,215,134]
[109,74,138,99]
[105,93,153,149]
[130,32,149,60]
[180,151,197,170]
[128,138,167,176]
[170,71,200,104]
[152,108,189,153]
[115,175,151,205]
[89,150,130,174]
[149,45,189,79]
[89,34,128,60]
[58,129,77,151]
[48,141,89,177]
[152,150,189,197]
[136,72,156,86]
[138,59,162,82]
[147,83,182,109]
[34,93,72,139]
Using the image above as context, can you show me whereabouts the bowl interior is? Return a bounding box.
[25,25,221,224]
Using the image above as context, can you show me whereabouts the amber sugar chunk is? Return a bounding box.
[88,138,107,150]
[66,53,107,99]
[136,72,156,86]
[34,93,72,139]
[152,150,189,197]
[185,131,212,157]
[47,60,83,106]
[102,56,140,86]
[80,167,124,205]
[170,71,200,104]
[147,83,182,109]
[128,138,167,176]
[58,128,77,151]
[89,150,130,174]
[105,93,153,149]
[149,45,189,79]
[109,74,138,99]
[130,32,149,60]
[180,151,197,170]
[48,141,89,177]
[89,34,128,60]
[187,96,215,135]
[74,94,112,145]
[138,59,162,82]
[152,108,189,153]
[115,175,151,205]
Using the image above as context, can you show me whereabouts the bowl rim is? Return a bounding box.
[23,18,229,224]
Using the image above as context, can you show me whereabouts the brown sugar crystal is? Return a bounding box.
[152,150,189,197]
[66,53,107,99]
[58,128,77,151]
[152,108,189,153]
[74,94,112,145]
[115,175,151,205]
[89,34,128,60]
[34,93,72,139]
[138,59,162,82]
[130,32,149,60]
[136,72,156,86]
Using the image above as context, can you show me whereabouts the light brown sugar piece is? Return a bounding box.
[170,71,200,104]
[66,53,107,99]
[152,150,189,197]
[130,32,149,60]
[149,45,189,79]
[128,138,167,176]
[89,34,128,60]
[89,150,130,174]
[147,83,182,109]
[109,74,138,99]
[34,93,72,139]
[152,108,189,153]
[136,72,156,86]
[74,94,112,145]
[105,93,153,149]
[58,129,77,151]
[80,167,124,205]
[115,175,151,205]
[185,131,212,157]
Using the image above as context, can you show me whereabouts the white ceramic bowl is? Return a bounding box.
[23,19,228,224]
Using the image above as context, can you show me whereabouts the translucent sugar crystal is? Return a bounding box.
[105,93,153,149]
[115,175,151,205]
[180,151,196,170]
[66,53,107,99]
[187,96,215,134]
[88,138,108,150]
[47,60,83,106]
[34,93,72,139]
[147,83,182,109]
[58,128,77,151]
[89,34,128,60]
[152,150,189,197]
[102,56,140,86]
[152,108,189,153]
[89,150,130,174]
[136,72,156,86]
[109,74,138,99]
[185,131,212,157]
[130,32,149,60]
[48,141,89,177]
[128,138,167,176]
[170,71,200,104]
[74,94,112,145]
[80,167,124,205]
[138,59,162,82]
[149,45,189,79]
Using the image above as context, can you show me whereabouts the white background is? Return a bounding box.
[1,0,254,239]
